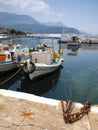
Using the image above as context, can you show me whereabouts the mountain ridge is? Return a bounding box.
[0,12,40,24]
[0,12,81,34]
[44,22,66,27]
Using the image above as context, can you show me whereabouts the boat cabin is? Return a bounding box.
[0,50,12,62]
[30,51,53,65]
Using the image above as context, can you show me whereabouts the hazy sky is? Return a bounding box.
[0,0,98,34]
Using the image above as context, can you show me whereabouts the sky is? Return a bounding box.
[0,0,98,34]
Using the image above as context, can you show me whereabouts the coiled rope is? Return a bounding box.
[0,68,22,86]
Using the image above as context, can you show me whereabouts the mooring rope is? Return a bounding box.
[0,68,22,86]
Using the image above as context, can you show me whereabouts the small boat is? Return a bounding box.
[0,50,17,73]
[0,43,21,73]
[67,35,81,47]
[22,50,63,80]
[0,34,11,40]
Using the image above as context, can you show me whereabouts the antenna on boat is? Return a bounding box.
[51,37,54,52]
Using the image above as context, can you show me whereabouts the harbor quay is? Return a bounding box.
[0,89,98,130]
[26,33,98,44]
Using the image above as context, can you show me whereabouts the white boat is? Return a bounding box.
[0,43,21,73]
[0,34,11,40]
[22,50,63,80]
[0,50,17,73]
[67,35,81,47]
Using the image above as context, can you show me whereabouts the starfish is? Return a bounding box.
[19,110,35,121]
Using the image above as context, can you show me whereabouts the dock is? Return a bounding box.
[0,89,98,130]
[26,34,98,44]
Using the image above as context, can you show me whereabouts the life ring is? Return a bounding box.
[22,61,36,74]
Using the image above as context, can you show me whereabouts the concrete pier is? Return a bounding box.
[0,89,98,130]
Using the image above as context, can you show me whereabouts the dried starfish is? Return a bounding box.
[19,110,35,121]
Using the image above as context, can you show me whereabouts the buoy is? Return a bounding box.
[29,48,33,52]
[58,49,63,54]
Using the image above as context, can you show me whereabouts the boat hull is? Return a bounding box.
[0,61,18,73]
[67,42,81,46]
[29,61,62,80]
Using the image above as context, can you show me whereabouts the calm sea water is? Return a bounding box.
[1,37,98,104]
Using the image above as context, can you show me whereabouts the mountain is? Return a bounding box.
[0,12,81,34]
[44,22,66,27]
[0,12,40,24]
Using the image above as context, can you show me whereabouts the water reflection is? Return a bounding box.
[58,43,67,50]
[19,67,62,95]
[67,45,80,56]
[58,43,80,56]
[0,68,20,89]
[67,51,78,56]
[0,67,62,95]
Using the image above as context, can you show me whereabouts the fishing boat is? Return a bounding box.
[0,43,21,73]
[0,50,17,73]
[22,50,63,80]
[67,35,81,47]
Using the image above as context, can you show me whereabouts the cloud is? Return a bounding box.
[0,0,49,13]
[58,13,65,18]
[43,10,66,22]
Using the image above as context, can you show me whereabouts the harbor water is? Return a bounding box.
[0,37,98,104]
